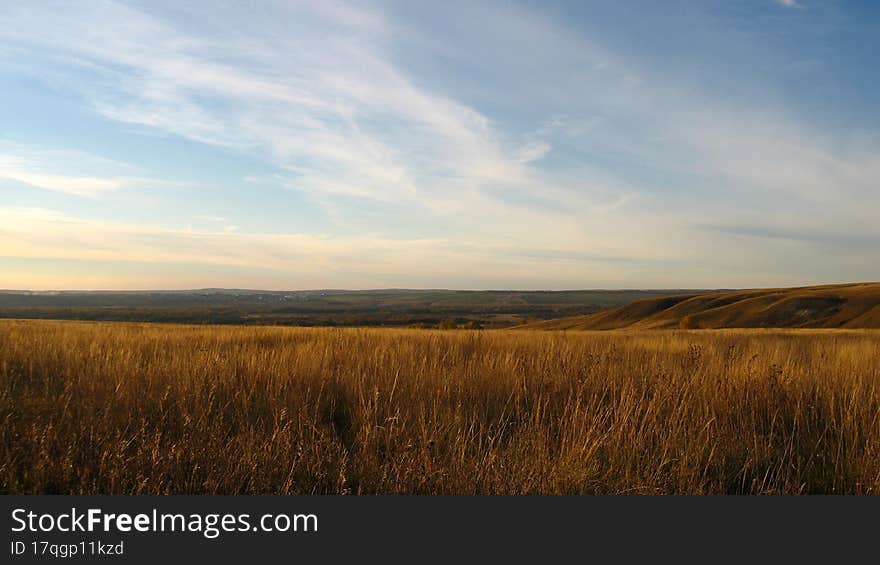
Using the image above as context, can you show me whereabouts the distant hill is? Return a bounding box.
[517,283,880,330]
[0,288,701,328]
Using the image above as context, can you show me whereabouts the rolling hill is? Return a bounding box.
[518,282,880,330]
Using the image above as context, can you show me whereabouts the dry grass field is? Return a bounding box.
[2,319,879,494]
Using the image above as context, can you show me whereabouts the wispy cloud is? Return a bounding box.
[0,142,184,197]
[0,144,128,196]
[0,166,123,196]
[0,2,552,213]
[0,206,684,289]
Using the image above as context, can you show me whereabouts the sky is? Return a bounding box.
[0,0,878,290]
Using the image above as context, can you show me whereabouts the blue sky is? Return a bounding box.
[1,0,878,290]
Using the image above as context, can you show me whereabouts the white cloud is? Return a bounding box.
[513,141,552,164]
[0,147,126,196]
[0,2,589,215]
[5,199,868,290]
[0,168,123,196]
[0,206,709,289]
[0,142,185,197]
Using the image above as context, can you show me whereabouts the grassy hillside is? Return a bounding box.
[520,282,880,330]
[2,320,879,494]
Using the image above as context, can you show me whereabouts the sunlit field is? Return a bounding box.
[2,320,878,494]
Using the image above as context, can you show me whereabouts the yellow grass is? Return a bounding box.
[2,319,879,494]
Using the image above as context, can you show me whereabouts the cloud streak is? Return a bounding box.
[0,143,185,197]
[0,206,688,289]
[1,1,553,213]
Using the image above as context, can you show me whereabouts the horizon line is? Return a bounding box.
[3,281,877,294]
